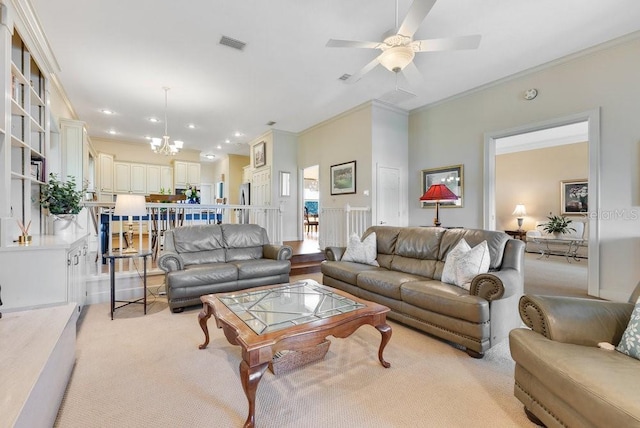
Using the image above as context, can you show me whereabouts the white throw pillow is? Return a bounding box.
[341,232,379,266]
[442,239,491,290]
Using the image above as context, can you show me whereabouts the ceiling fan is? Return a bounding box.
[326,0,481,85]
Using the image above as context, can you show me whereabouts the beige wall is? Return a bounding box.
[408,34,640,301]
[496,142,588,231]
[228,154,250,205]
[298,103,373,209]
[91,137,201,164]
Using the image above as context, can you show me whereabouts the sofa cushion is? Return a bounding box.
[616,298,640,360]
[222,224,268,261]
[363,226,401,269]
[357,270,428,300]
[321,260,382,284]
[173,224,226,265]
[167,262,238,288]
[230,259,291,280]
[342,232,379,266]
[441,239,490,290]
[440,229,509,270]
[401,281,490,324]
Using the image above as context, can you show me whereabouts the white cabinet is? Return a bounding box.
[98,152,114,202]
[173,161,200,188]
[114,162,147,194]
[146,165,161,194]
[114,162,130,193]
[161,166,173,192]
[0,235,88,312]
[146,165,173,194]
[130,163,146,194]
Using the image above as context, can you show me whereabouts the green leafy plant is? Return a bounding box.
[540,213,576,235]
[40,173,86,215]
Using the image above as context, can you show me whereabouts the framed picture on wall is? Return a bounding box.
[253,141,266,168]
[421,164,464,208]
[330,161,356,195]
[561,179,588,215]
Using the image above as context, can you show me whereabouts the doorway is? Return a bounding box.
[302,165,319,244]
[484,109,600,297]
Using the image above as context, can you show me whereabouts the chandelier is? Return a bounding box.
[150,87,183,155]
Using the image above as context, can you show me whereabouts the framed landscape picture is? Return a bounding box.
[330,161,356,195]
[561,179,588,215]
[421,164,463,208]
[253,141,266,168]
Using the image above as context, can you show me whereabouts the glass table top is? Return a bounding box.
[218,280,365,335]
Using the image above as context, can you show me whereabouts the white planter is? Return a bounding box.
[50,214,78,236]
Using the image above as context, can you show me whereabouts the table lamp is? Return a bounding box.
[420,184,458,227]
[512,204,527,231]
[114,194,147,253]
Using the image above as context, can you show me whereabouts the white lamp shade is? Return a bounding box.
[150,137,161,147]
[114,194,147,217]
[173,140,184,149]
[512,204,527,217]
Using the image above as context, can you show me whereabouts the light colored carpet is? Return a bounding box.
[55,256,587,428]
[55,297,533,428]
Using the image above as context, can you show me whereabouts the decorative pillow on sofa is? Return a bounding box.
[341,232,379,266]
[441,239,490,290]
[616,298,640,360]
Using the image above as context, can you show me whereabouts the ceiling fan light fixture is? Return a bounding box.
[378,46,415,72]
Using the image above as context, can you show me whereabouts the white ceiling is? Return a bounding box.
[29,0,640,162]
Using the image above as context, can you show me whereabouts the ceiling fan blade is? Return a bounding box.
[344,56,381,84]
[398,0,437,38]
[402,62,423,87]
[413,35,481,52]
[326,39,382,49]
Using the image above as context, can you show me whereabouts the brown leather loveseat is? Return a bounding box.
[321,226,525,357]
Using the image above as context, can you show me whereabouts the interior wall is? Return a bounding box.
[408,34,640,301]
[91,138,201,164]
[228,154,250,205]
[496,142,588,231]
[298,103,373,209]
[371,102,409,226]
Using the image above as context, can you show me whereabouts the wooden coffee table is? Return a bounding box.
[198,280,392,428]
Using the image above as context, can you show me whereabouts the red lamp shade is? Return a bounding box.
[420,184,459,202]
[420,184,458,227]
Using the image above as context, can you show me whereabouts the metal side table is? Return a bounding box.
[103,251,152,320]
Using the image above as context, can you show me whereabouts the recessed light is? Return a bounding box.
[108,130,117,135]
[234,131,243,137]
[206,154,215,159]
[216,145,222,149]
[149,117,160,123]
[101,109,115,115]
[187,123,196,129]
[225,139,231,144]
[144,136,152,140]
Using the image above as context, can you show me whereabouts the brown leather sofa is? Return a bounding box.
[509,285,640,427]
[321,226,525,357]
[158,224,292,312]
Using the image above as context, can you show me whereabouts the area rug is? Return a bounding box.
[55,299,533,427]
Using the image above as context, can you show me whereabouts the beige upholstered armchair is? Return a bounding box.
[509,283,640,427]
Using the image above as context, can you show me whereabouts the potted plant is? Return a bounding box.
[40,173,86,234]
[540,213,576,237]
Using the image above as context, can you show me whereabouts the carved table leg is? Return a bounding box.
[240,360,268,428]
[198,303,213,350]
[375,323,392,368]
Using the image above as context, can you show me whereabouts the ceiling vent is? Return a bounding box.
[266,121,276,126]
[219,35,246,51]
[338,74,352,81]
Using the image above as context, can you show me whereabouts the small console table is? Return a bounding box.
[504,230,527,241]
[103,251,152,320]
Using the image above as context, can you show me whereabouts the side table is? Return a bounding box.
[103,251,152,320]
[504,230,527,241]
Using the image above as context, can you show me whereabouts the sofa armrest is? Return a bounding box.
[263,244,292,260]
[325,246,346,261]
[157,252,184,272]
[469,273,505,301]
[518,294,634,346]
